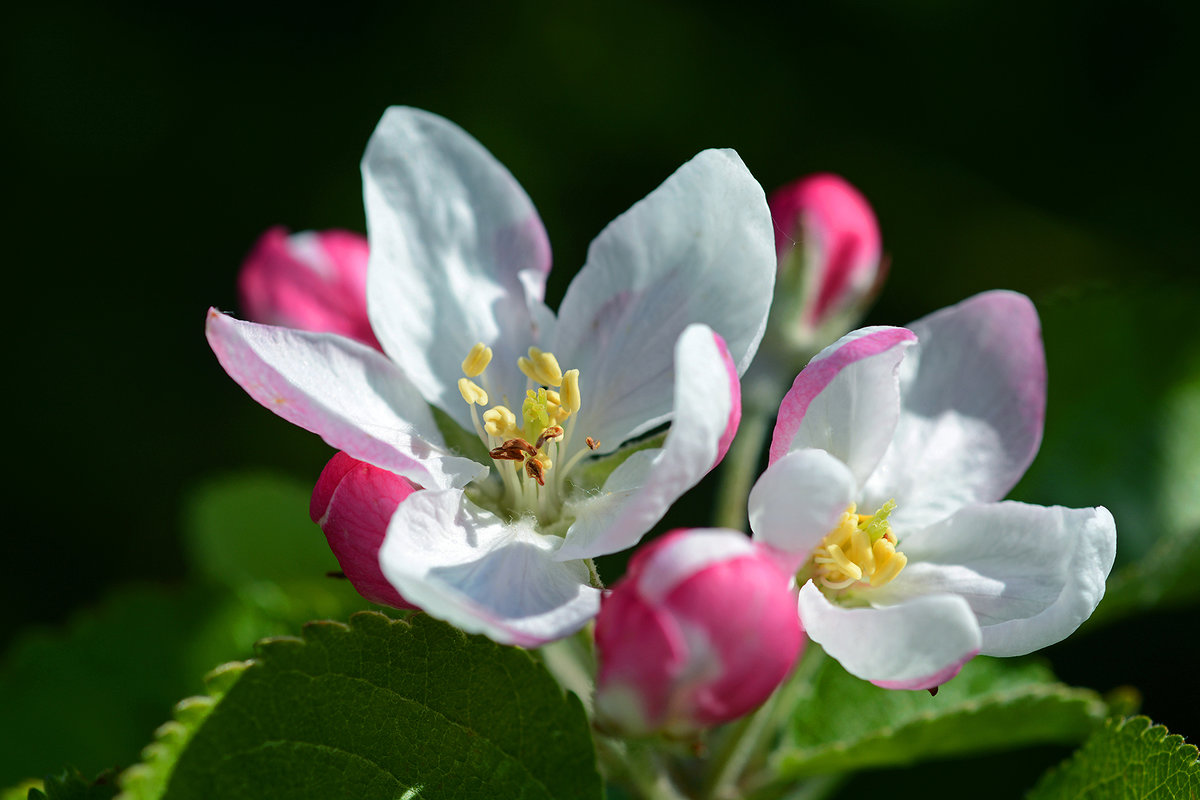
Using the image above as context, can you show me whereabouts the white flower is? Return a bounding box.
[748,291,1116,689]
[207,107,776,645]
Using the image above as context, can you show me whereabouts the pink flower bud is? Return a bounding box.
[238,227,380,349]
[594,529,803,737]
[310,451,419,609]
[768,174,885,347]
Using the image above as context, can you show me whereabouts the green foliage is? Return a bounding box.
[28,770,118,800]
[770,652,1108,780]
[0,473,370,788]
[573,431,668,490]
[1013,285,1200,621]
[119,613,602,800]
[1028,716,1200,799]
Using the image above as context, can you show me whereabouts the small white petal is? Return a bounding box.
[380,489,600,646]
[206,311,483,490]
[556,325,736,561]
[769,327,916,488]
[748,449,857,566]
[554,149,775,452]
[880,501,1116,657]
[860,291,1047,529]
[363,107,554,432]
[798,580,982,684]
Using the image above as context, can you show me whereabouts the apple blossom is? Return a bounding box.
[766,174,885,354]
[207,106,775,646]
[748,291,1116,690]
[238,226,379,349]
[594,528,803,737]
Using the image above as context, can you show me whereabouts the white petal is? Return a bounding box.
[555,325,738,561]
[206,310,484,490]
[748,449,857,566]
[553,149,775,452]
[768,327,916,487]
[860,291,1047,529]
[363,107,554,433]
[380,489,600,646]
[880,502,1116,657]
[798,581,982,684]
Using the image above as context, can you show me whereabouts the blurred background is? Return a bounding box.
[5,0,1199,795]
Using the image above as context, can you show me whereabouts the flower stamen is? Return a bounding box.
[810,500,906,594]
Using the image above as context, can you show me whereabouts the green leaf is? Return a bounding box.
[119,613,602,800]
[0,781,39,800]
[1012,285,1200,621]
[572,431,667,490]
[183,472,345,590]
[770,650,1108,779]
[1028,716,1200,799]
[28,770,118,800]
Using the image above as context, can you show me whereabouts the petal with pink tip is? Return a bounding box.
[877,501,1115,657]
[363,107,554,434]
[798,580,981,684]
[553,149,775,453]
[860,291,1047,530]
[379,489,600,646]
[748,448,857,569]
[311,452,418,609]
[206,310,485,490]
[555,325,739,561]
[769,326,916,487]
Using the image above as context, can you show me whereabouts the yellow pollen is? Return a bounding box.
[810,500,906,593]
[560,369,581,414]
[457,378,488,406]
[461,342,493,377]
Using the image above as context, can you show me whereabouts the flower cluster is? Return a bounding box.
[214,106,1116,738]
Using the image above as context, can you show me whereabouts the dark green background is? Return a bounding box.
[6,0,1199,794]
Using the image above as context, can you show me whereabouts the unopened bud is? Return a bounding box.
[594,529,803,737]
[238,227,380,349]
[767,174,884,352]
[310,452,419,609]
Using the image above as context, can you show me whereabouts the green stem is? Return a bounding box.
[702,647,827,799]
[713,405,772,531]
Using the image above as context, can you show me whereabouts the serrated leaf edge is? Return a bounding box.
[778,682,1108,772]
[114,612,596,800]
[114,660,254,800]
[1029,715,1200,798]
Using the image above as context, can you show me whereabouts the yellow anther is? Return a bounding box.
[560,369,581,414]
[458,378,488,406]
[461,342,493,377]
[483,405,519,439]
[810,500,906,593]
[871,550,907,587]
[518,347,564,387]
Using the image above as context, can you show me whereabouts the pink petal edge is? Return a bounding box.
[768,327,917,465]
[870,650,978,692]
[713,331,741,467]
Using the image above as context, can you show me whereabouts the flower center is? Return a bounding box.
[807,500,907,594]
[457,343,599,521]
